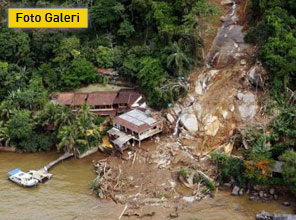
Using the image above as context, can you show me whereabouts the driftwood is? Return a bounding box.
[92,160,127,201]
[123,211,155,218]
[177,167,215,200]
[118,204,128,219]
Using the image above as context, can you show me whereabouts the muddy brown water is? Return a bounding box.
[0,151,294,220]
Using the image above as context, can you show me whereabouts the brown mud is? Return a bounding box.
[89,0,295,219]
[0,1,295,220]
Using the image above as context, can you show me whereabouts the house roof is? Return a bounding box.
[72,93,88,106]
[56,93,74,105]
[113,89,143,105]
[113,109,158,133]
[86,91,118,106]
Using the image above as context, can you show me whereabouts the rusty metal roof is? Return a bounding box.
[72,93,88,106]
[86,91,118,106]
[113,89,143,105]
[56,93,74,105]
[113,109,158,133]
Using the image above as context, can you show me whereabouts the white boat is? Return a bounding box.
[28,169,53,183]
[8,168,39,187]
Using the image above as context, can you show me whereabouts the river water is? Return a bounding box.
[0,152,106,220]
[0,152,294,220]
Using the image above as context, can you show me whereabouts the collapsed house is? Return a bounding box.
[107,109,163,152]
[56,89,146,116]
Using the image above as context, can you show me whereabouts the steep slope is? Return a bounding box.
[166,0,267,153]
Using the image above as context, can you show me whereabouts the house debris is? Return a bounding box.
[56,89,146,116]
[108,109,163,152]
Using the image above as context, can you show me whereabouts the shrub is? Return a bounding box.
[61,57,98,89]
[19,133,53,152]
[96,46,114,68]
[279,150,296,196]
[244,154,274,185]
[211,152,246,187]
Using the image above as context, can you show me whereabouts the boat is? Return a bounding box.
[8,168,39,187]
[28,169,53,183]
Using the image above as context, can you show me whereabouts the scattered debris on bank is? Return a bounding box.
[91,136,218,206]
[89,0,295,219]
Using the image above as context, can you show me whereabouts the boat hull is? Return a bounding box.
[8,177,38,188]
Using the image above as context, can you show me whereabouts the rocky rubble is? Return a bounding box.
[180,113,198,133]
[229,185,282,202]
[236,92,258,121]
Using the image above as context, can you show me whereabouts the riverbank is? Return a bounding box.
[0,151,104,220]
[89,0,296,218]
[1,151,294,220]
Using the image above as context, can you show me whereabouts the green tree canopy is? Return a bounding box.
[61,57,98,89]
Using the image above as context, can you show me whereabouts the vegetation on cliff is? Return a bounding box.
[0,0,217,152]
[210,0,296,197]
[245,0,296,102]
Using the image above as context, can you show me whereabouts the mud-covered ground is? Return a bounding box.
[89,0,295,219]
[89,139,295,220]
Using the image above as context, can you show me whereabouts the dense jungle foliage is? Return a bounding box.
[0,0,216,153]
[245,0,296,102]
[211,106,296,195]
[0,0,217,108]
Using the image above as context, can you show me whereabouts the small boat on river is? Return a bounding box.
[7,152,74,188]
[8,168,39,187]
[28,169,53,183]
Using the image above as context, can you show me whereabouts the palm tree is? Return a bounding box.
[57,104,102,156]
[167,42,191,76]
[56,105,73,128]
[0,100,15,120]
[0,121,10,146]
[57,125,77,154]
[75,104,101,151]
[39,103,73,130]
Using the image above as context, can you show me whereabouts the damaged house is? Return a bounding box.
[107,109,163,152]
[56,90,161,152]
[55,89,146,116]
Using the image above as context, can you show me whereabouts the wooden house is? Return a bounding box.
[108,109,163,152]
[86,91,118,116]
[55,89,146,117]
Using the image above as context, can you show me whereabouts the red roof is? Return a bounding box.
[72,93,88,106]
[113,89,142,105]
[56,93,74,105]
[86,92,118,106]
